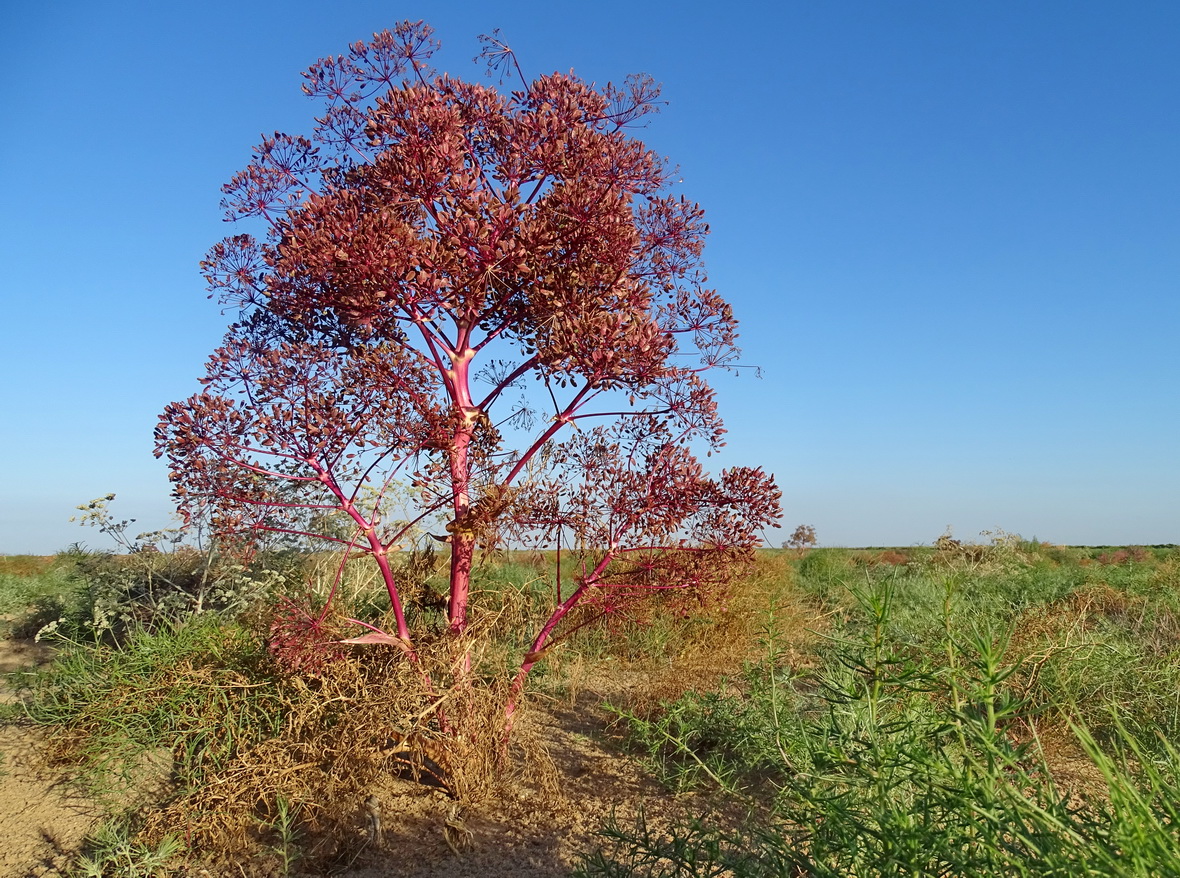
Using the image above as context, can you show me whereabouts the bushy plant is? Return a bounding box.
[796,547,853,589]
[782,524,817,555]
[67,820,183,878]
[39,496,280,644]
[154,21,781,759]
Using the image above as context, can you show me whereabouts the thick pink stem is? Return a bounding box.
[445,347,478,636]
[373,548,411,641]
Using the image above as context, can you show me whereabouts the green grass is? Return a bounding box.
[66,820,183,878]
[0,556,78,637]
[8,541,1180,874]
[589,545,1180,877]
[22,615,284,799]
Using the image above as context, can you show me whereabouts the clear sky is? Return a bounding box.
[2,0,1177,553]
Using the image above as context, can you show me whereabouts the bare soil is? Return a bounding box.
[335,700,709,878]
[0,637,102,878]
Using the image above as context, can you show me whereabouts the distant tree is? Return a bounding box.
[784,524,818,555]
[156,21,780,726]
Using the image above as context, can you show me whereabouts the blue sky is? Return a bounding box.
[1,1,1177,553]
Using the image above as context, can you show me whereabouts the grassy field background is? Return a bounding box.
[2,537,1179,875]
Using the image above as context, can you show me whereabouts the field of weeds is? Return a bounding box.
[1,537,1179,876]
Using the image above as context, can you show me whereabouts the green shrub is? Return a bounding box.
[796,547,854,589]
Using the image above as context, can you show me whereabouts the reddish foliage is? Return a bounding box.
[1096,547,1150,566]
[268,597,349,676]
[783,524,817,555]
[155,22,781,709]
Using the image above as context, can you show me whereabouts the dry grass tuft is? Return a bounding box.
[139,615,563,873]
[1011,582,1150,653]
[590,552,820,717]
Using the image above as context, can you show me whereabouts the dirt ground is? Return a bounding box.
[0,633,718,878]
[334,700,707,878]
[0,638,103,878]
